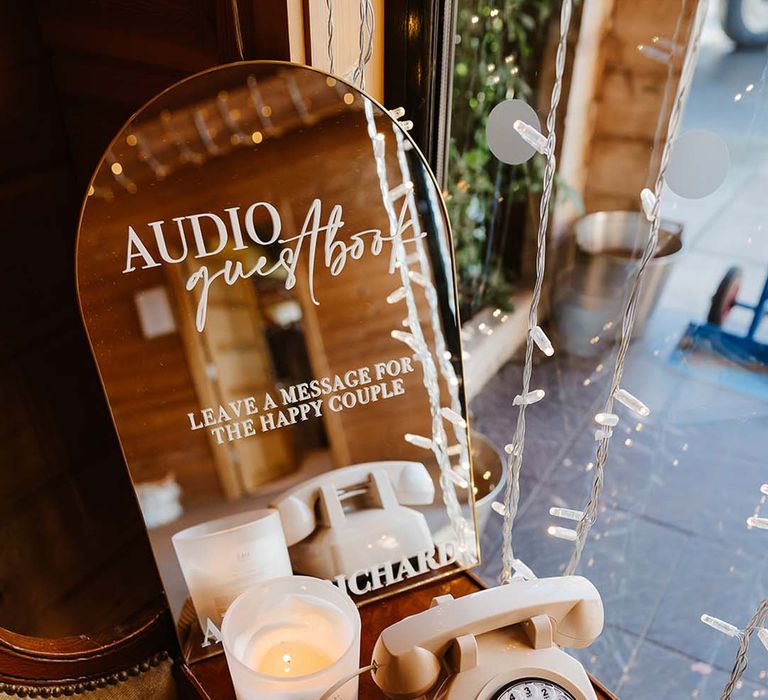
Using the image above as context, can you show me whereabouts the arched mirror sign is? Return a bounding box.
[76,61,479,661]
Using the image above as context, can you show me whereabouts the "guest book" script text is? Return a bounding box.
[122,197,424,331]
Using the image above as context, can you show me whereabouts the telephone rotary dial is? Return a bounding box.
[492,679,576,700]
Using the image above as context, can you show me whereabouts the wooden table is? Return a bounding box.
[178,571,617,699]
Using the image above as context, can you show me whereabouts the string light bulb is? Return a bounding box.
[758,628,768,651]
[513,389,546,406]
[387,287,406,304]
[637,43,672,64]
[408,270,429,287]
[390,329,419,352]
[389,183,414,201]
[594,412,619,427]
[547,526,578,542]
[511,559,537,580]
[440,406,467,428]
[747,516,768,530]
[615,388,651,417]
[549,507,584,521]
[594,428,613,441]
[701,614,741,638]
[448,470,469,489]
[641,188,657,221]
[404,433,433,450]
[531,325,555,356]
[513,119,549,155]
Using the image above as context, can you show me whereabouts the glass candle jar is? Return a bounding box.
[221,576,361,700]
[171,509,292,635]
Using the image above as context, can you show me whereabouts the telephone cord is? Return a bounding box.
[318,663,377,700]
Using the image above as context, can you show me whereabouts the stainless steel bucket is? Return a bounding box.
[553,211,683,357]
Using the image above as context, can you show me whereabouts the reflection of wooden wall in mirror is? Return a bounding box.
[78,87,441,501]
[171,254,297,498]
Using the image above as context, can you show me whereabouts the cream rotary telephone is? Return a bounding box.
[371,576,604,700]
[271,461,435,582]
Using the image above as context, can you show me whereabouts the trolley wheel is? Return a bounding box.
[708,266,743,325]
[720,0,768,47]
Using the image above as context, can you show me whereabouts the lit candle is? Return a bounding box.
[222,576,361,700]
[256,642,335,677]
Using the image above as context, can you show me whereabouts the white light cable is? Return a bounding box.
[228,0,245,61]
[364,100,470,555]
[499,0,573,585]
[352,0,375,89]
[720,600,768,700]
[564,0,709,577]
[325,0,373,90]
[325,0,336,75]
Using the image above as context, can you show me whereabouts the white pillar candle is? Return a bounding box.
[172,509,292,636]
[222,576,361,700]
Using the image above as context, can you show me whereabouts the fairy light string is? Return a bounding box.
[564,0,709,576]
[352,0,375,89]
[703,485,768,698]
[718,598,768,697]
[325,0,374,87]
[229,0,245,61]
[325,0,336,75]
[499,0,573,585]
[364,99,470,555]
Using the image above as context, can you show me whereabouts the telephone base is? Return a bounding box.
[289,507,434,581]
[438,626,597,700]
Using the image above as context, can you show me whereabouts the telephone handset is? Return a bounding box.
[371,576,604,700]
[271,461,436,582]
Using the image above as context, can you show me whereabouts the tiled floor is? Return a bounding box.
[472,10,768,700]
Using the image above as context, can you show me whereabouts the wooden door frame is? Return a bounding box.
[384,0,458,187]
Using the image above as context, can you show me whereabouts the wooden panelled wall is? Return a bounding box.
[585,0,696,212]
[0,0,297,642]
[0,1,173,638]
[556,0,696,224]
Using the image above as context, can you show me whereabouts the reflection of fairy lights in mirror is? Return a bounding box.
[88,71,369,200]
[637,42,672,64]
[105,151,136,194]
[364,98,472,557]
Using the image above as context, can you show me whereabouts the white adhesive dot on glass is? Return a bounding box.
[666,129,730,199]
[486,99,542,165]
